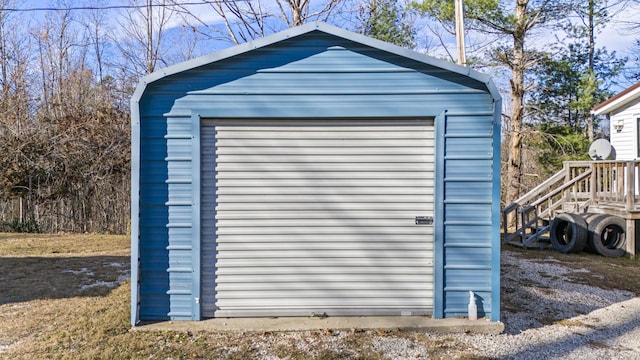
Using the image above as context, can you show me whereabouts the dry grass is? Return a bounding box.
[0,233,129,257]
[0,233,468,359]
[2,234,639,359]
[0,233,132,359]
[504,246,640,295]
[554,319,595,328]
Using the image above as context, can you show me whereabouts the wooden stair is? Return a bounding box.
[502,164,593,249]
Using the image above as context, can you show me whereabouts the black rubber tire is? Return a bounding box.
[579,213,606,253]
[588,215,626,258]
[550,213,588,253]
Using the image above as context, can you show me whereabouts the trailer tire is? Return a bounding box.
[579,213,606,253]
[550,213,587,253]
[588,215,626,258]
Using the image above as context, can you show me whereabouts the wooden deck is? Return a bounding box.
[502,160,639,258]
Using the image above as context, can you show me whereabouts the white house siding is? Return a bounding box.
[609,102,640,160]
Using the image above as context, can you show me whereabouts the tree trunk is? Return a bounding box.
[505,0,528,227]
[587,0,595,142]
[146,0,155,74]
[291,0,304,26]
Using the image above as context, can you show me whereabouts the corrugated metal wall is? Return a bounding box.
[133,24,501,323]
[165,120,197,319]
[135,102,171,320]
[435,111,497,319]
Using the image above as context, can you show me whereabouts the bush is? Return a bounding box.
[0,219,40,233]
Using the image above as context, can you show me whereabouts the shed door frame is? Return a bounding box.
[196,116,441,319]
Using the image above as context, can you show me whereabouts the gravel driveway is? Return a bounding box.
[214,250,640,359]
[449,250,640,359]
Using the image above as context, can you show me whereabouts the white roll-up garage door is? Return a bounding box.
[201,119,434,318]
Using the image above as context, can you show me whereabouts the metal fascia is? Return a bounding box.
[491,98,502,322]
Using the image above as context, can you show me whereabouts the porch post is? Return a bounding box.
[626,218,636,259]
[563,162,571,211]
[626,161,635,211]
[590,162,596,207]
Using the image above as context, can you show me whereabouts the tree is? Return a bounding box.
[116,0,175,77]
[0,0,32,135]
[414,0,573,225]
[0,2,131,233]
[34,5,90,120]
[569,0,631,140]
[358,0,415,48]
[81,1,113,84]
[171,0,344,45]
[528,41,624,133]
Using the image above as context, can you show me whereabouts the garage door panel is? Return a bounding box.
[216,181,432,190]
[201,120,434,318]
[216,218,430,228]
[215,226,431,236]
[215,194,431,203]
[215,297,433,308]
[215,130,432,140]
[215,170,433,180]
[216,241,433,251]
[216,258,433,268]
[216,289,432,300]
[215,186,434,196]
[216,146,433,155]
[212,233,434,242]
[215,249,430,259]
[214,124,434,131]
[216,270,433,280]
[217,138,432,148]
[215,177,433,187]
[215,163,433,172]
[216,154,433,163]
[216,280,434,290]
[214,203,432,211]
[214,260,434,275]
[215,211,430,220]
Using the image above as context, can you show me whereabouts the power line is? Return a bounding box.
[1,1,233,12]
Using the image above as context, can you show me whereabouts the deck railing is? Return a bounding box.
[590,161,639,210]
[502,160,640,248]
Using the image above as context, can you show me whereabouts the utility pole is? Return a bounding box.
[454,0,466,66]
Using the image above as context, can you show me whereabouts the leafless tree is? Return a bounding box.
[172,0,344,45]
[116,0,175,77]
[0,1,130,233]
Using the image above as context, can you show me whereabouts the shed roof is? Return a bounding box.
[131,21,500,110]
[592,81,640,115]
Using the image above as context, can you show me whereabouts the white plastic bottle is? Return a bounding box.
[468,291,478,321]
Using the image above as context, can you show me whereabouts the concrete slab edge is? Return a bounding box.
[132,316,505,335]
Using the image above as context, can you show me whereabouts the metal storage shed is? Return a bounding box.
[130,22,502,325]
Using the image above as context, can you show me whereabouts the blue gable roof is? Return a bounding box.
[131,22,499,112]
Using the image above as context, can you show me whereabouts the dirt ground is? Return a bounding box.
[0,233,638,359]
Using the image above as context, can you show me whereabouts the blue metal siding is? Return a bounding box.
[136,110,170,321]
[132,24,501,324]
[164,112,196,320]
[436,112,497,320]
[166,43,493,119]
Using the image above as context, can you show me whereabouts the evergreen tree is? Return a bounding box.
[359,0,416,48]
[528,41,625,132]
